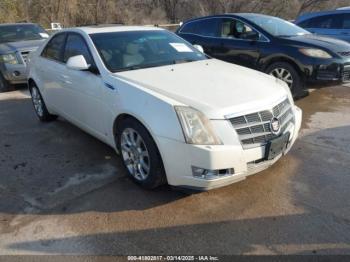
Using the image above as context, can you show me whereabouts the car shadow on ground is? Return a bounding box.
[0,95,186,215]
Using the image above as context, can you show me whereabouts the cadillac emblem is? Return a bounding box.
[270,117,281,135]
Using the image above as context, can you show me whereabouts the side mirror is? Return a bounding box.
[66,55,90,71]
[193,44,204,53]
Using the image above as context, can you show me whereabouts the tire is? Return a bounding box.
[116,118,167,189]
[266,62,304,98]
[29,82,57,122]
[0,73,10,92]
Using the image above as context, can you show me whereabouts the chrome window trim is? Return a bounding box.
[179,16,270,43]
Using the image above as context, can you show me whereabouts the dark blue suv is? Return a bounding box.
[295,9,350,43]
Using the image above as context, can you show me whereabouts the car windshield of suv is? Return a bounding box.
[0,24,48,43]
[90,30,207,72]
[244,15,311,37]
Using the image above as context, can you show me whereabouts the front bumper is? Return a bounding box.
[1,63,28,84]
[302,57,350,82]
[157,106,302,191]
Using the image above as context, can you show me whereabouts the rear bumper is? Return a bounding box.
[158,106,302,191]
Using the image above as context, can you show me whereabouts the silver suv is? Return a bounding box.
[0,23,49,92]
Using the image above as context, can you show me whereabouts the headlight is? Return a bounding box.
[299,48,332,59]
[0,53,19,64]
[175,106,222,145]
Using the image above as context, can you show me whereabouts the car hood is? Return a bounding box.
[114,59,288,119]
[280,34,350,52]
[0,39,45,53]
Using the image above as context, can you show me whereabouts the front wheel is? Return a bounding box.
[266,62,303,98]
[29,83,57,122]
[117,118,167,189]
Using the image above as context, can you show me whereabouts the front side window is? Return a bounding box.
[63,34,93,64]
[90,30,207,72]
[220,18,260,40]
[41,33,66,62]
[0,24,48,44]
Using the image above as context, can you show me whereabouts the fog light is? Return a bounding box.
[192,166,234,180]
[13,71,20,76]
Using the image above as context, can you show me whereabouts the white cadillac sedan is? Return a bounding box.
[27,25,302,190]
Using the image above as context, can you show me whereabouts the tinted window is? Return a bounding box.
[63,34,93,64]
[300,15,341,29]
[342,14,350,29]
[197,19,220,37]
[220,18,260,40]
[0,24,48,44]
[180,21,199,34]
[181,18,220,37]
[41,33,66,61]
[90,30,207,72]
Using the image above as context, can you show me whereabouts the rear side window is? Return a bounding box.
[63,33,93,65]
[181,18,220,37]
[299,14,341,29]
[342,14,350,29]
[41,33,66,62]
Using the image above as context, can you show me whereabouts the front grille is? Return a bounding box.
[21,51,30,64]
[343,66,350,82]
[338,51,350,57]
[229,98,294,149]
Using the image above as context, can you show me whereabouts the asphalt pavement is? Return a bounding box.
[0,84,349,255]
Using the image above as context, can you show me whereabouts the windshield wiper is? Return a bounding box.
[172,59,197,64]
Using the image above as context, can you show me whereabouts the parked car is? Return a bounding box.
[176,14,350,97]
[27,25,302,190]
[0,23,49,92]
[295,9,350,42]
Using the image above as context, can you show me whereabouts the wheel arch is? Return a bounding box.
[263,56,304,77]
[112,113,161,154]
[27,78,36,90]
[112,112,167,180]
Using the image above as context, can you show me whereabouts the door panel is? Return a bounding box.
[35,33,67,112]
[61,33,107,138]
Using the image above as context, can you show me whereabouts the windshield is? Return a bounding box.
[0,24,48,43]
[244,15,310,37]
[90,30,207,72]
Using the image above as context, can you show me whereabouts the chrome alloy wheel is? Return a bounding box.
[31,86,44,117]
[120,128,150,181]
[270,68,293,89]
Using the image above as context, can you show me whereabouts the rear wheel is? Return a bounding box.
[266,62,303,98]
[117,118,167,189]
[29,83,57,122]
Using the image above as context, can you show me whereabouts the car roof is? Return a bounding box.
[63,25,164,35]
[296,9,350,22]
[182,13,276,24]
